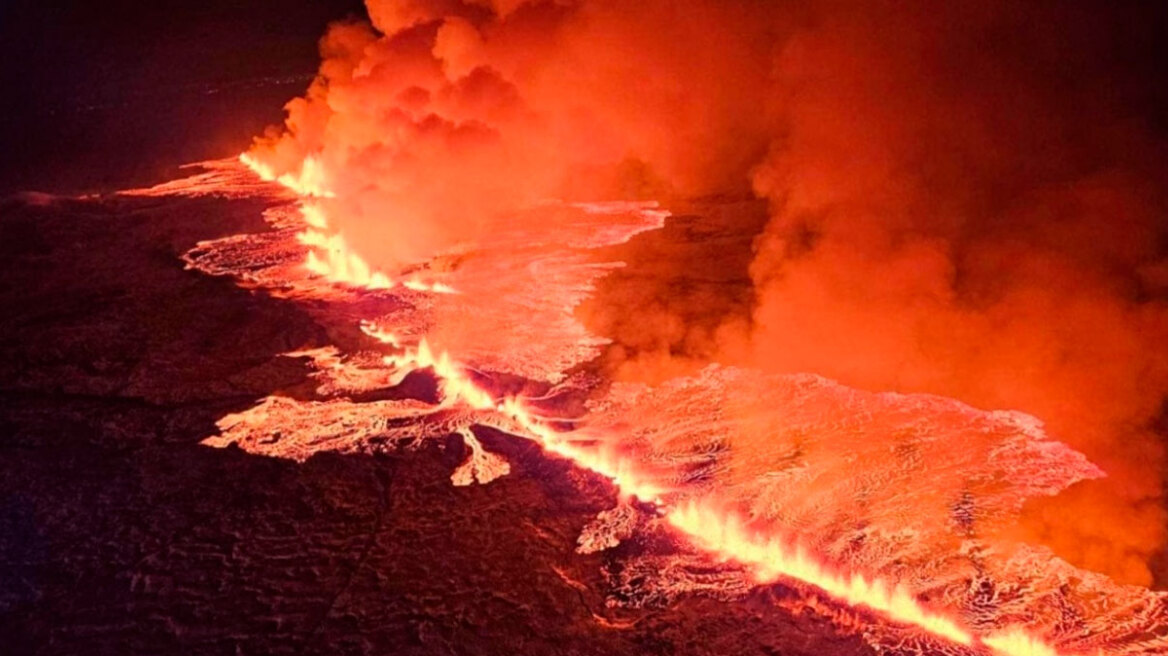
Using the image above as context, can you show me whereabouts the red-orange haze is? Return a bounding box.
[250,0,776,266]
[247,0,1168,586]
[746,3,1168,586]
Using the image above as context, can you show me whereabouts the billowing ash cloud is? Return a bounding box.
[249,0,778,267]
[745,2,1168,587]
[248,0,1168,585]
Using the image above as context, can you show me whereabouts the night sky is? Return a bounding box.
[0,0,365,194]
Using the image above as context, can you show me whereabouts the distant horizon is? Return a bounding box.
[0,0,363,195]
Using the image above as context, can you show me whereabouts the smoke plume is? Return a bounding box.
[250,0,779,267]
[745,1,1168,586]
[249,0,1168,585]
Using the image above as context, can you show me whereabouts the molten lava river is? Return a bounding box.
[125,158,1168,656]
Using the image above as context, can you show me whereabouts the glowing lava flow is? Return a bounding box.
[239,152,334,198]
[238,153,1071,656]
[982,630,1063,656]
[373,330,667,502]
[238,153,455,293]
[363,326,1069,656]
[671,502,973,644]
[299,225,394,289]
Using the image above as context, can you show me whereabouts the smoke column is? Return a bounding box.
[745,1,1168,586]
[248,0,778,267]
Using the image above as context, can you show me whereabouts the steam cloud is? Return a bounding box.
[249,0,1168,586]
[251,0,777,266]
